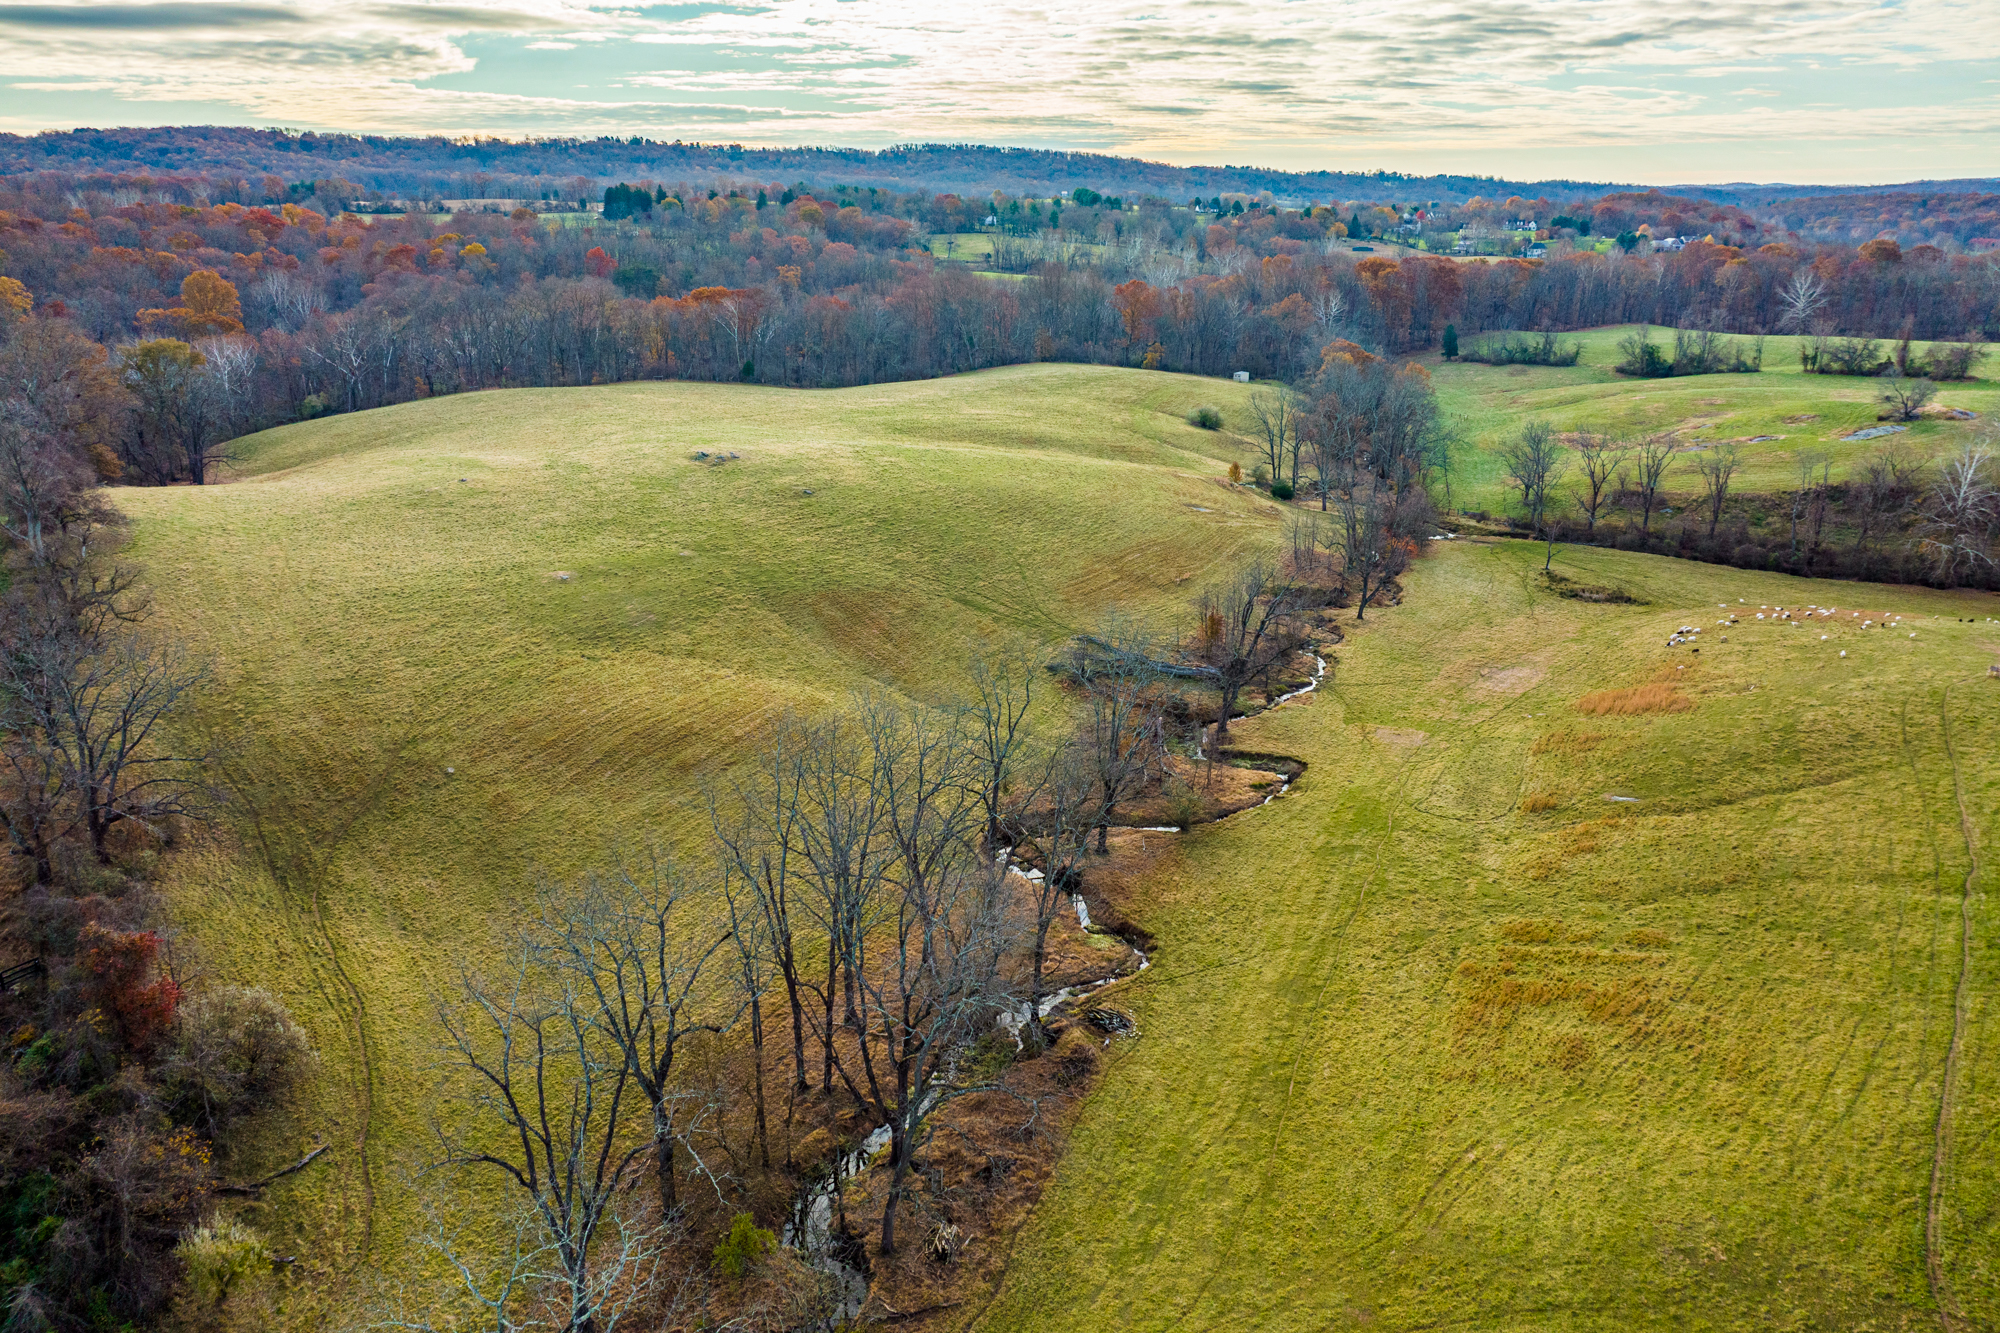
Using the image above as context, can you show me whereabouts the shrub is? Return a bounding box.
[1616,327,1760,377]
[712,1212,777,1284]
[177,1216,269,1309]
[1458,331,1581,367]
[1269,480,1295,501]
[1879,376,1936,422]
[77,924,181,1052]
[1916,339,1988,381]
[1817,337,1887,376]
[164,987,315,1134]
[1227,460,1242,483]
[1188,405,1223,429]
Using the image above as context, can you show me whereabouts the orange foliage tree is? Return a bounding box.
[136,269,242,337]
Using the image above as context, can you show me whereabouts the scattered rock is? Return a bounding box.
[1084,1007,1135,1036]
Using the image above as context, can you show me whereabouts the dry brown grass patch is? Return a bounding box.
[1576,670,1695,716]
[1520,790,1562,813]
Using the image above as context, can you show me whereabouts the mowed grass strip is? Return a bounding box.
[112,365,1275,1318]
[973,539,2000,1332]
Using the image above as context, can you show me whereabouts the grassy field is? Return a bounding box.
[972,538,2000,1331]
[114,365,1274,1323]
[1431,326,1997,514]
[113,361,2000,1328]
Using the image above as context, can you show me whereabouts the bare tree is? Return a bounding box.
[718,867,775,1168]
[1571,431,1628,538]
[1788,450,1831,564]
[368,1186,672,1333]
[785,710,890,1096]
[1851,441,1928,556]
[1777,269,1830,333]
[536,853,739,1218]
[1879,374,1937,423]
[839,697,1012,1254]
[710,736,812,1100]
[0,400,98,566]
[6,625,210,863]
[960,638,1043,851]
[1499,421,1568,565]
[188,336,257,483]
[1917,443,1998,583]
[1627,433,1677,536]
[1066,622,1168,851]
[1327,465,1414,617]
[1690,440,1744,539]
[1184,557,1305,737]
[1014,747,1096,1052]
[1246,388,1304,492]
[431,955,661,1333]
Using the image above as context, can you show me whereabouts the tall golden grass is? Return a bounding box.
[1575,673,1694,716]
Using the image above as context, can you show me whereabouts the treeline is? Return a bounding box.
[0,128,1640,209]
[1476,426,2000,590]
[0,373,317,1328]
[1764,191,2000,247]
[1,171,1997,491]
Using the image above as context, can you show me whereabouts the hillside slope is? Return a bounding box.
[113,364,1274,1317]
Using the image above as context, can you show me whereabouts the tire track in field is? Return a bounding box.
[229,730,421,1266]
[1926,689,1979,1333]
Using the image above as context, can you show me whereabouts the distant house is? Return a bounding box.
[1525,243,1548,259]
[1655,236,1686,252]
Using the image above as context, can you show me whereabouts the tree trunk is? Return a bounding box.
[880,1132,906,1254]
[750,995,770,1169]
[821,937,837,1094]
[655,1124,677,1215]
[784,966,808,1093]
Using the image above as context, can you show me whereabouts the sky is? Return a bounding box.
[0,0,1997,186]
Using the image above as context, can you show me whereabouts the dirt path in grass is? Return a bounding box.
[1927,690,1980,1333]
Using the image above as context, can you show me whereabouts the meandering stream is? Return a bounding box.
[780,647,1327,1315]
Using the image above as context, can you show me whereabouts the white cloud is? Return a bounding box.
[0,0,1995,179]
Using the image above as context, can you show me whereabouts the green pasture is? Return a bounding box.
[976,537,2000,1332]
[113,365,1272,1324]
[1432,325,1997,514]
[109,362,2000,1329]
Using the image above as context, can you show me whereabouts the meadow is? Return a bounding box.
[111,360,2000,1329]
[975,537,1999,1332]
[1432,326,1997,513]
[113,365,1273,1322]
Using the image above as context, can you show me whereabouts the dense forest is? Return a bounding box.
[0,128,1683,211]
[2,166,1994,481]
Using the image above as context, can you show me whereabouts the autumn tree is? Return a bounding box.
[119,339,206,485]
[137,270,243,339]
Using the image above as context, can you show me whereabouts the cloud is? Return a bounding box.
[0,3,301,28]
[0,0,1995,180]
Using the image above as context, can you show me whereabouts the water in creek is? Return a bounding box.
[778,655,1324,1313]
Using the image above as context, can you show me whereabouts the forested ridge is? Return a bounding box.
[2,163,1996,496]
